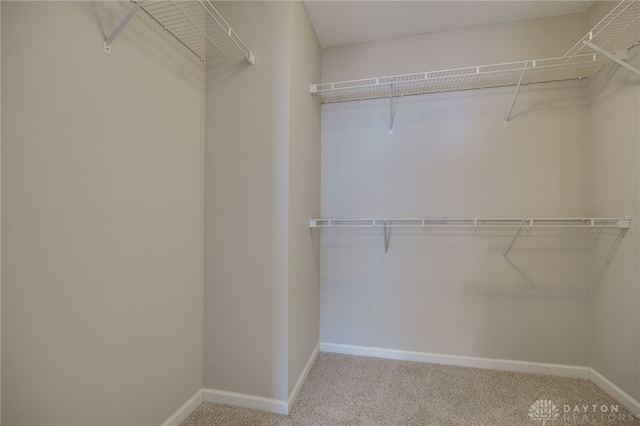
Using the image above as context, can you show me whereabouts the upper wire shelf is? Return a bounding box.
[104,0,256,64]
[310,54,608,104]
[564,0,640,60]
[311,0,640,105]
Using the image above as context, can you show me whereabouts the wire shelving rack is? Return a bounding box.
[309,217,631,260]
[104,0,256,64]
[310,0,640,128]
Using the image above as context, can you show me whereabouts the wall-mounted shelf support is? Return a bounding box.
[389,84,395,135]
[310,217,631,260]
[504,63,529,126]
[384,223,391,258]
[501,219,527,261]
[103,0,147,56]
[585,42,640,76]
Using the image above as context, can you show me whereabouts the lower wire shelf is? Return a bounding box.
[309,217,631,260]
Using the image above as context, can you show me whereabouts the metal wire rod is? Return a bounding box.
[597,13,640,52]
[504,62,529,126]
[138,5,204,60]
[501,219,526,261]
[170,1,225,58]
[199,0,255,64]
[585,41,640,75]
[103,0,147,55]
[389,83,394,135]
[384,224,391,258]
[564,0,639,60]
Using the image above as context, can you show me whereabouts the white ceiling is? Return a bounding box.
[303,1,596,49]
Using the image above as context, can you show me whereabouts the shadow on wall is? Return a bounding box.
[589,227,628,295]
[318,225,628,299]
[206,55,252,90]
[589,48,640,105]
[78,1,205,90]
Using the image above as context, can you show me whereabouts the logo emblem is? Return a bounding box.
[529,399,560,425]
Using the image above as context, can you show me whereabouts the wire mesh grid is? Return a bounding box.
[565,0,640,59]
[310,218,629,229]
[140,0,253,62]
[312,0,639,104]
[311,54,609,104]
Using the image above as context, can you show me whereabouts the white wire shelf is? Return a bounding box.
[104,0,255,64]
[564,0,640,60]
[310,217,631,260]
[309,217,631,229]
[310,0,640,113]
[310,54,609,104]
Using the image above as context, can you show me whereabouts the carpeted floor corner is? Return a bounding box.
[181,352,640,425]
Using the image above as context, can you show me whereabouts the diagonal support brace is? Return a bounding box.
[389,83,395,135]
[501,219,527,261]
[104,0,147,55]
[384,223,391,259]
[585,42,640,76]
[504,63,529,126]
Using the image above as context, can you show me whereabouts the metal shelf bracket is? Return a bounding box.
[504,62,529,126]
[619,215,632,228]
[389,83,395,135]
[585,41,640,76]
[501,219,528,261]
[103,0,147,56]
[384,222,391,258]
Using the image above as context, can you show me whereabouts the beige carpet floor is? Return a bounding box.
[182,352,640,425]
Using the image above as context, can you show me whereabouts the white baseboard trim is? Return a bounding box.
[589,368,640,417]
[320,342,590,380]
[202,388,288,415]
[161,347,640,423]
[288,343,320,412]
[175,344,320,418]
[161,389,203,426]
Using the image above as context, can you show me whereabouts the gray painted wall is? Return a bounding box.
[1,2,204,424]
[287,1,321,396]
[204,1,320,403]
[319,4,640,403]
[320,12,588,83]
[319,13,596,366]
[588,2,640,403]
[204,1,291,401]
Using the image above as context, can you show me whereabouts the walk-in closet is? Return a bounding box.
[1,1,639,425]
